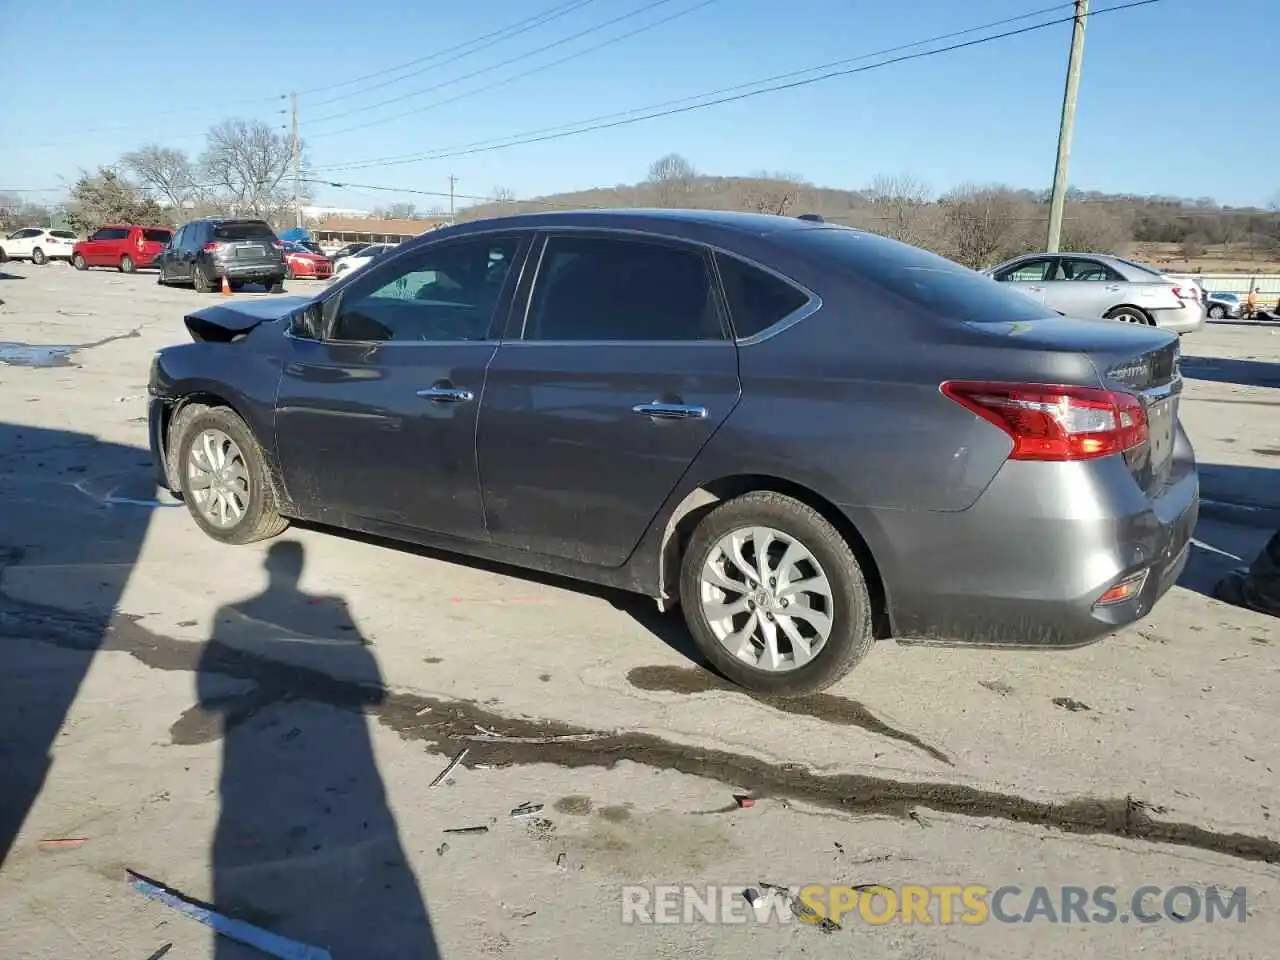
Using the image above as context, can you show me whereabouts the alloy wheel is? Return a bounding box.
[699,525,834,673]
[185,428,251,529]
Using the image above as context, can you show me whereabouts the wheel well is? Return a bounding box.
[1106,304,1155,324]
[658,475,892,639]
[160,392,238,489]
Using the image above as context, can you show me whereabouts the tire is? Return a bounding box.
[193,265,213,293]
[174,406,289,545]
[1207,305,1225,319]
[31,247,47,265]
[119,254,135,274]
[72,253,87,271]
[285,263,295,280]
[1104,305,1151,325]
[268,277,286,294]
[678,491,874,696]
[0,248,7,264]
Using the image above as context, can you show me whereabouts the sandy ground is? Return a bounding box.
[0,260,1278,959]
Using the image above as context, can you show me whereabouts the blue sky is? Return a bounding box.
[1,0,1275,211]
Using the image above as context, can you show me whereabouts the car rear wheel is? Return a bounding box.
[175,407,289,545]
[193,265,213,293]
[1104,306,1151,325]
[285,263,296,280]
[678,491,875,696]
[72,253,87,270]
[1207,304,1226,319]
[31,247,47,265]
[119,254,135,273]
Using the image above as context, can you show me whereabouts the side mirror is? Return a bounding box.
[290,303,324,340]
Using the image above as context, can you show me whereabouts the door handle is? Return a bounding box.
[632,402,707,420]
[416,386,474,403]
[1027,285,1045,292]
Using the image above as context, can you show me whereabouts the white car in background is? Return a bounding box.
[331,242,397,281]
[0,227,80,264]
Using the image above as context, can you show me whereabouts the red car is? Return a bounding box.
[283,242,333,280]
[72,225,173,273]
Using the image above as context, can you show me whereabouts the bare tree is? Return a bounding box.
[865,174,935,247]
[646,153,698,207]
[940,185,1029,269]
[199,119,301,218]
[121,145,199,211]
[373,202,419,220]
[490,186,516,205]
[1059,202,1128,254]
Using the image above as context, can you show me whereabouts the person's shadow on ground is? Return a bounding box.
[190,540,440,959]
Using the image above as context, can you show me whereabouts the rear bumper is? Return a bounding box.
[1151,304,1205,335]
[860,431,1199,647]
[213,260,286,281]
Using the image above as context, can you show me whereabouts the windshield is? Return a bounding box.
[791,228,1056,323]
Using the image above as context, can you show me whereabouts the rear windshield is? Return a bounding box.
[213,221,276,241]
[143,228,172,242]
[50,230,78,239]
[790,228,1055,323]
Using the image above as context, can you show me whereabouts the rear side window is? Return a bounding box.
[93,227,129,241]
[143,228,172,243]
[213,221,275,241]
[525,235,725,342]
[716,253,810,339]
[792,228,1055,324]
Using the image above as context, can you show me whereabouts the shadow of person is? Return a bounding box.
[195,540,440,959]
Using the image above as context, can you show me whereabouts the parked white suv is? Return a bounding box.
[0,227,80,264]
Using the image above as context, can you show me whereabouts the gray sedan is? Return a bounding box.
[147,211,1197,696]
[984,252,1205,334]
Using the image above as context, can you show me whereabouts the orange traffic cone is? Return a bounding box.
[220,274,232,296]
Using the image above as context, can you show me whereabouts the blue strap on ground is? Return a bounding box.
[128,872,332,960]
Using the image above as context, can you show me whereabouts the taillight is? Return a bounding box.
[203,242,223,254]
[271,241,284,250]
[940,381,1147,461]
[1171,286,1199,301]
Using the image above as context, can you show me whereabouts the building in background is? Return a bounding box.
[312,216,447,253]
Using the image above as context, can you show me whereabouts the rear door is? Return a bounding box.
[476,231,742,567]
[1052,256,1127,318]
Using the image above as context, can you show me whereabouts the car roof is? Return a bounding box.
[439,208,842,238]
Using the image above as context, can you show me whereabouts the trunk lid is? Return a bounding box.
[211,220,283,264]
[964,316,1182,496]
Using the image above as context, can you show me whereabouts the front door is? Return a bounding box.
[477,232,742,567]
[1051,256,1128,318]
[992,255,1054,306]
[274,232,529,541]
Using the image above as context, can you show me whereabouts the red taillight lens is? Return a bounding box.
[1172,286,1199,301]
[941,381,1148,461]
[202,242,222,253]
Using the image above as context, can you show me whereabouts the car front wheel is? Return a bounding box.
[175,407,289,545]
[678,491,875,696]
[72,254,87,270]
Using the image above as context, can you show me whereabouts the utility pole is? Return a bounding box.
[291,92,302,230]
[1045,0,1088,253]
[448,175,458,225]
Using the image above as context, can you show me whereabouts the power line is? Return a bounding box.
[307,0,689,129]
[308,0,721,141]
[302,0,602,107]
[312,1,1081,173]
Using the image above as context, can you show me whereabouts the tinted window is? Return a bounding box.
[213,220,275,241]
[50,230,78,239]
[716,253,809,339]
[330,236,521,343]
[143,228,172,243]
[98,227,129,241]
[525,235,724,342]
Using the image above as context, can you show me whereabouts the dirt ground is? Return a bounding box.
[0,261,1278,959]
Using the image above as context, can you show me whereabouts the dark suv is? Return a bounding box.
[157,218,286,293]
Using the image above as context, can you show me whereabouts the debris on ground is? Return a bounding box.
[757,881,842,933]
[143,944,173,960]
[467,724,606,744]
[742,888,764,908]
[555,853,566,868]
[1052,697,1091,712]
[429,747,469,788]
[38,837,88,849]
[733,794,755,809]
[1215,530,1280,617]
[415,706,433,716]
[436,842,449,856]
[442,825,489,835]
[510,802,544,818]
[127,870,332,959]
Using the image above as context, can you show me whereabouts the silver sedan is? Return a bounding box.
[983,253,1205,335]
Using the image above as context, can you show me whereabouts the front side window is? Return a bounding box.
[524,235,724,342]
[995,258,1053,283]
[329,236,522,343]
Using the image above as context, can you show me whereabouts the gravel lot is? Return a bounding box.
[1,260,1278,959]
